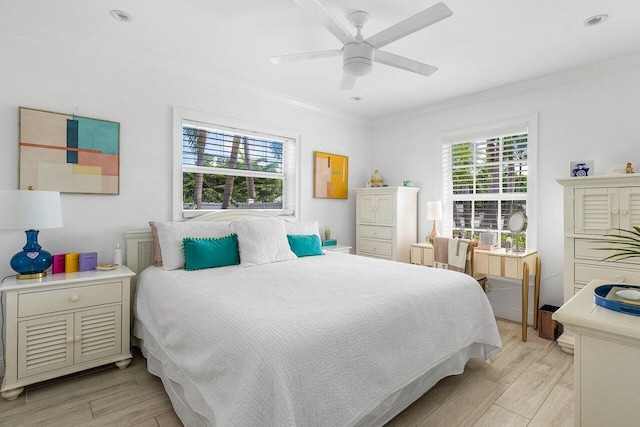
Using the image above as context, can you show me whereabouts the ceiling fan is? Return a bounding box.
[268,0,453,90]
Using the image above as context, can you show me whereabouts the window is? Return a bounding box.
[174,109,299,219]
[442,117,536,250]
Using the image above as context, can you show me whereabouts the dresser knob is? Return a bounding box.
[67,336,74,343]
[621,209,628,215]
[612,209,619,214]
[70,295,79,302]
[615,275,624,283]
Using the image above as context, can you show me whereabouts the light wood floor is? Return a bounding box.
[0,319,573,426]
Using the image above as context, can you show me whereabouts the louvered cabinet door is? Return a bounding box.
[358,195,377,223]
[619,187,640,231]
[17,314,74,379]
[74,305,122,364]
[374,194,394,225]
[574,188,617,234]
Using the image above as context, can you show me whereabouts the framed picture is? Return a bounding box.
[569,160,594,178]
[19,107,120,194]
[313,151,348,199]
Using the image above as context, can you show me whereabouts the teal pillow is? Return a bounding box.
[183,234,240,271]
[287,234,324,257]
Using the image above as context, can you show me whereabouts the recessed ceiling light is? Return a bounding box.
[584,14,608,27]
[110,10,132,23]
[350,96,362,101]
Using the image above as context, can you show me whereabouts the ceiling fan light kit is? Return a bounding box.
[270,0,452,89]
[343,42,373,77]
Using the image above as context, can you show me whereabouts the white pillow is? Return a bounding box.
[155,221,233,270]
[232,217,297,267]
[284,220,321,239]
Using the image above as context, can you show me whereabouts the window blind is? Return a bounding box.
[442,124,529,247]
[181,120,296,214]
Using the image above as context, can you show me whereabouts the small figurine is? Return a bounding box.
[626,162,634,174]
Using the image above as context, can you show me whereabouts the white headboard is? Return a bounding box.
[125,210,295,277]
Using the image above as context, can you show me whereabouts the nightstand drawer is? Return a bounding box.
[359,238,393,257]
[18,282,122,318]
[359,225,393,240]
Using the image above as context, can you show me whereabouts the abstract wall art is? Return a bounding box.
[313,151,348,199]
[19,107,120,194]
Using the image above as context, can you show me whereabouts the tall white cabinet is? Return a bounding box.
[556,174,640,353]
[353,187,419,263]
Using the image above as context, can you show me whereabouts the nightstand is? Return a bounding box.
[324,245,352,254]
[0,266,135,400]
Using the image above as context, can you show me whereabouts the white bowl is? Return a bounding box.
[616,289,640,301]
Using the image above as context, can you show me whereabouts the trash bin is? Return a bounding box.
[538,304,563,340]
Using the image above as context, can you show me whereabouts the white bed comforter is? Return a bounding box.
[134,252,501,427]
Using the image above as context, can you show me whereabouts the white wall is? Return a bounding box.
[370,53,640,321]
[0,30,372,369]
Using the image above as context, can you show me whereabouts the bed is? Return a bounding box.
[125,211,501,426]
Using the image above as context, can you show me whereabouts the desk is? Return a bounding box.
[410,243,541,341]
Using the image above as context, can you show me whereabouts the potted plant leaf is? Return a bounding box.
[595,227,640,262]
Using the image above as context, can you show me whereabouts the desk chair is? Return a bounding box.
[432,237,488,291]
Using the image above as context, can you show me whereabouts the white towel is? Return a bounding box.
[448,239,468,272]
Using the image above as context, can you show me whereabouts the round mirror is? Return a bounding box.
[507,212,527,233]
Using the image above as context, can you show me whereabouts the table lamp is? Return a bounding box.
[0,188,63,279]
[427,201,442,243]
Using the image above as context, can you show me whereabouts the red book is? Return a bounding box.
[52,254,66,274]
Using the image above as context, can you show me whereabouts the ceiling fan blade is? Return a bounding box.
[339,73,356,90]
[365,2,452,49]
[374,50,438,76]
[268,49,342,64]
[293,0,355,45]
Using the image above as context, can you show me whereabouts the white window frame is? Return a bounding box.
[441,114,537,250]
[173,107,301,220]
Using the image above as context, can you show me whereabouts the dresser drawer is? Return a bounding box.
[359,238,393,257]
[575,239,640,265]
[18,282,123,318]
[359,225,393,240]
[574,263,640,285]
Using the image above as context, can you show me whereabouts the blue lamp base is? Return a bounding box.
[10,229,53,280]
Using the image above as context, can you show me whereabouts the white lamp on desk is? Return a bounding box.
[426,201,442,243]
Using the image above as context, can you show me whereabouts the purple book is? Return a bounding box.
[79,252,98,272]
[52,254,66,274]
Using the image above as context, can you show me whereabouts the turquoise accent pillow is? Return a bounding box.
[287,234,324,257]
[183,234,240,271]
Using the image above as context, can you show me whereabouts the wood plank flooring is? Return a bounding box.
[0,319,573,426]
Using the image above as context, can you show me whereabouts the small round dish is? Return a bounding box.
[96,264,119,271]
[616,289,640,301]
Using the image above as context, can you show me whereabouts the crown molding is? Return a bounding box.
[0,11,370,128]
[371,51,640,128]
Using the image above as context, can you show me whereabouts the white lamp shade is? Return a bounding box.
[0,190,63,229]
[426,201,443,221]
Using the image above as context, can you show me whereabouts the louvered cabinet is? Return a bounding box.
[353,187,419,262]
[1,266,134,400]
[556,174,640,354]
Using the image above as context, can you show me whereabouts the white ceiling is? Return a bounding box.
[3,0,640,120]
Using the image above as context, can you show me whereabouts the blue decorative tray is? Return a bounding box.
[594,284,640,316]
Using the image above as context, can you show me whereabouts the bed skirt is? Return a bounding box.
[135,319,496,427]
